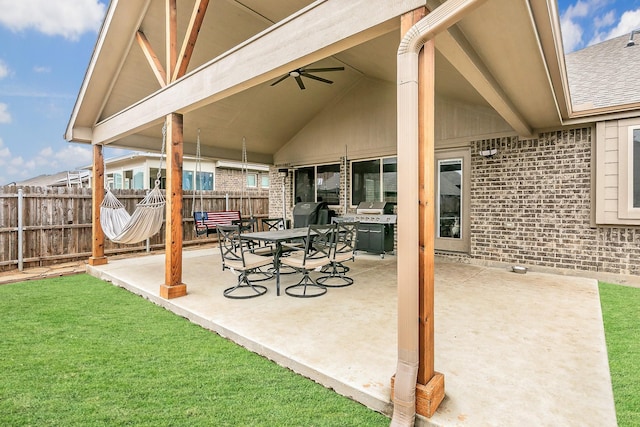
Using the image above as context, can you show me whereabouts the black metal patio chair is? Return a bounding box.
[317,221,358,287]
[281,223,336,298]
[216,225,274,299]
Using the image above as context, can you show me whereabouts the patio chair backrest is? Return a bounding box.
[233,217,257,233]
[262,217,285,231]
[334,221,358,258]
[302,223,336,266]
[216,225,244,266]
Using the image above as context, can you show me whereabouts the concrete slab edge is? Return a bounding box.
[86,265,393,417]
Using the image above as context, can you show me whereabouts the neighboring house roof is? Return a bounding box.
[81,152,269,172]
[14,170,90,187]
[565,32,640,113]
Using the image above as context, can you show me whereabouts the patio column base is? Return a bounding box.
[159,283,187,299]
[88,256,108,266]
[390,372,445,418]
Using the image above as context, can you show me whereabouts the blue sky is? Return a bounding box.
[0,0,639,185]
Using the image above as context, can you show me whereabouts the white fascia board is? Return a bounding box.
[216,160,270,171]
[92,0,424,145]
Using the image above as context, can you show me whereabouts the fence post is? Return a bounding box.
[17,189,24,271]
[225,193,229,211]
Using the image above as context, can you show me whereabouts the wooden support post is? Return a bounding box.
[391,7,444,419]
[160,113,187,299]
[88,144,107,266]
[418,36,436,385]
[417,35,445,418]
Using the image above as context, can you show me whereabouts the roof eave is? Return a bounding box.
[65,0,152,143]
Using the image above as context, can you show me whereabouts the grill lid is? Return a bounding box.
[356,201,393,214]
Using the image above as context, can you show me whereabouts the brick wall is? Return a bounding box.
[215,168,269,197]
[468,127,640,276]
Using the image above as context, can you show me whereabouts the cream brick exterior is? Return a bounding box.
[463,127,640,276]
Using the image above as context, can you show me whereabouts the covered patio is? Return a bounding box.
[86,249,617,426]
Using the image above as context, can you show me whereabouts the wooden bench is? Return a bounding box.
[194,211,241,237]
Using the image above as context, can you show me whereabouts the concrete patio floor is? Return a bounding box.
[84,248,618,427]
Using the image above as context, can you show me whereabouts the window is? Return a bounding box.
[183,171,194,190]
[351,157,397,206]
[294,167,315,202]
[383,157,397,205]
[149,168,166,189]
[196,172,213,190]
[261,174,270,189]
[181,170,213,190]
[317,164,340,205]
[633,128,640,208]
[247,173,257,188]
[293,164,341,204]
[132,169,144,189]
[595,120,640,224]
[113,172,123,189]
[437,159,462,238]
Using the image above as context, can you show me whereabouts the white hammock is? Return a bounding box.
[100,185,166,244]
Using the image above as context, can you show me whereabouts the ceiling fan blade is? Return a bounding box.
[302,72,333,85]
[270,74,290,86]
[302,67,345,73]
[295,75,306,90]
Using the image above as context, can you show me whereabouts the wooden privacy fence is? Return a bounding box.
[0,186,268,272]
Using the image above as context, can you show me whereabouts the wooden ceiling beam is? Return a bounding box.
[173,0,210,82]
[166,0,178,84]
[135,30,167,88]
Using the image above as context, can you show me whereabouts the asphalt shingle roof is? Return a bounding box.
[565,32,640,111]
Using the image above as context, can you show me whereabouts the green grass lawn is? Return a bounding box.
[0,275,388,427]
[599,282,640,427]
[2,275,638,426]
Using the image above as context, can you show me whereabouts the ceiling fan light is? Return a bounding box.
[290,71,301,77]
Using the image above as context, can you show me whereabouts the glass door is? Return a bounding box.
[435,149,470,253]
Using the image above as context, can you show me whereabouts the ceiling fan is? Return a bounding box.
[270,66,345,90]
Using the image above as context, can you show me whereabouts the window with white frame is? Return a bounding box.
[247,173,258,188]
[617,122,640,220]
[632,127,640,208]
[261,174,270,188]
[596,120,640,224]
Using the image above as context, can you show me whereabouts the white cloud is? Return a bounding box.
[559,1,639,52]
[0,138,10,160]
[561,17,585,52]
[0,59,8,79]
[594,10,616,29]
[0,103,11,124]
[0,137,93,184]
[563,0,591,20]
[607,8,640,38]
[588,8,640,46]
[0,0,106,41]
[33,66,51,73]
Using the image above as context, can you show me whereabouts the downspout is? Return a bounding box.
[392,1,487,426]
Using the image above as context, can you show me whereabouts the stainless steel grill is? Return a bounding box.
[338,201,397,224]
[334,202,396,257]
